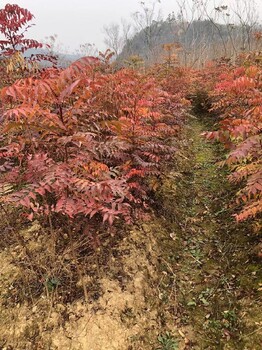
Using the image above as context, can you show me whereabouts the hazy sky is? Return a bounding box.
[2,0,262,53]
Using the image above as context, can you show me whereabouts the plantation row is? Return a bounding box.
[0,4,261,235]
[203,54,262,224]
[0,54,191,227]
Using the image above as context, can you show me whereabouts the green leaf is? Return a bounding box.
[187,300,197,306]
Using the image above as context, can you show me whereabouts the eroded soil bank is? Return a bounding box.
[0,115,261,349]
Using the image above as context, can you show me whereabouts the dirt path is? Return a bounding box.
[155,115,262,349]
[0,115,261,350]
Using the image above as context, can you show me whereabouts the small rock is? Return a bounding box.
[185,337,190,345]
[56,303,66,312]
[32,305,37,313]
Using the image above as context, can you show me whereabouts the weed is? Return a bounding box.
[187,299,197,307]
[222,310,238,330]
[190,248,203,265]
[157,332,178,350]
[204,319,222,332]
[45,276,61,292]
[198,287,214,306]
[120,305,136,324]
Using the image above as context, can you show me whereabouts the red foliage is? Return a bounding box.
[0,4,57,89]
[0,54,189,225]
[0,4,42,56]
[204,55,262,221]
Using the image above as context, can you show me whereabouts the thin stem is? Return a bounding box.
[68,222,88,303]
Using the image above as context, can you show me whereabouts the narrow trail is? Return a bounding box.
[157,115,262,349]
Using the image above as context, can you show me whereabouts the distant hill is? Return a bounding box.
[119,19,260,66]
[23,48,82,67]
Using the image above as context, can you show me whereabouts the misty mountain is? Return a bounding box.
[119,18,258,65]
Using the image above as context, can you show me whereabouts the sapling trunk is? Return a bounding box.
[68,223,89,304]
